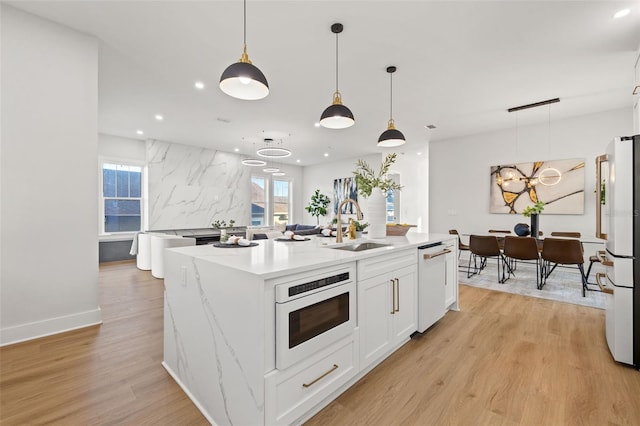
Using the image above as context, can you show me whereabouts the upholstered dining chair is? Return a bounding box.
[540,238,589,296]
[448,229,470,259]
[468,235,509,283]
[503,236,542,288]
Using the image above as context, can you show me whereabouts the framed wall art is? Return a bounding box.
[333,177,358,214]
[490,158,585,214]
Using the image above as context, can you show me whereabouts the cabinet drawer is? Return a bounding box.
[358,249,416,281]
[265,336,357,425]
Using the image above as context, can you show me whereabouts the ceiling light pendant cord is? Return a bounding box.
[389,71,393,122]
[243,0,247,47]
[335,32,339,95]
[547,104,551,159]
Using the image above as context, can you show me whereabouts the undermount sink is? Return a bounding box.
[329,242,390,252]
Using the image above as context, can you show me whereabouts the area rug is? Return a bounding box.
[458,255,606,309]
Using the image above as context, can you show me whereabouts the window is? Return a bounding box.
[251,174,292,226]
[273,179,290,225]
[251,176,268,226]
[101,162,143,233]
[386,173,401,223]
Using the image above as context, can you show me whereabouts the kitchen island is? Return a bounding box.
[163,233,457,425]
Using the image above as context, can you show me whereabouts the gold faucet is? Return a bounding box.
[336,198,364,243]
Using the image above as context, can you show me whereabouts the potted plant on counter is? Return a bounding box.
[352,153,402,238]
[305,189,331,225]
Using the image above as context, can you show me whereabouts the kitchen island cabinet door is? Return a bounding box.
[392,265,417,342]
[358,274,394,370]
[358,263,417,371]
[444,242,459,310]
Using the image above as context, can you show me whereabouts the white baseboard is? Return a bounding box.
[0,307,102,346]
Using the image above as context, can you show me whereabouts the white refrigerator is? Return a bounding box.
[596,135,639,368]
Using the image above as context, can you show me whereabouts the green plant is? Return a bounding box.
[352,220,369,232]
[305,189,331,225]
[212,219,236,229]
[352,153,403,197]
[522,201,545,217]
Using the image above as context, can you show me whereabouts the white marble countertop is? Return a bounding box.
[168,232,454,279]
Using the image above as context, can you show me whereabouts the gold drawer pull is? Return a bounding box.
[302,364,339,388]
[595,273,613,294]
[423,249,451,259]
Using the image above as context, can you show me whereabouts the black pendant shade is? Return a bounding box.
[219,55,269,100]
[378,124,406,147]
[377,66,405,147]
[219,0,269,100]
[320,93,355,129]
[319,23,355,129]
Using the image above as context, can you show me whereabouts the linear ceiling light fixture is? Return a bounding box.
[319,23,355,129]
[377,66,405,147]
[219,0,269,100]
[507,97,560,113]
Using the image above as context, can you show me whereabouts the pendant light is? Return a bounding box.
[377,66,405,147]
[219,0,269,100]
[319,23,355,129]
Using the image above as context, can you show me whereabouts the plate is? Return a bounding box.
[275,237,310,242]
[211,242,259,248]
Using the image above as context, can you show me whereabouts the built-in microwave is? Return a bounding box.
[275,265,356,370]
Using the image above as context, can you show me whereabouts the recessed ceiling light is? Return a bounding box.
[194,81,205,90]
[613,8,630,18]
[234,148,239,152]
[417,152,422,156]
[324,153,329,157]
[314,122,321,128]
[296,159,301,163]
[272,172,286,176]
[136,130,144,135]
[155,114,164,121]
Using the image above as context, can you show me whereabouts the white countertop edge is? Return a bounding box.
[167,233,455,280]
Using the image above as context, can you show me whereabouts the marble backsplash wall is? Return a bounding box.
[147,140,251,230]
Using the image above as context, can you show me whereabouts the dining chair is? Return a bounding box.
[540,238,588,296]
[448,229,470,259]
[503,236,542,288]
[468,235,509,283]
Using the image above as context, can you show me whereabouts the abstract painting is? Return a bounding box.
[490,158,585,214]
[334,177,358,214]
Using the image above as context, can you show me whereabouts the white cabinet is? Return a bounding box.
[357,250,417,370]
[444,241,459,310]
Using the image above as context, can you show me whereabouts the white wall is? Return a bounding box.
[302,150,430,229]
[303,153,382,226]
[0,6,101,345]
[98,133,146,161]
[429,108,633,238]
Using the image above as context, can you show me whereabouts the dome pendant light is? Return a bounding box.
[319,23,355,129]
[219,0,269,100]
[377,66,405,147]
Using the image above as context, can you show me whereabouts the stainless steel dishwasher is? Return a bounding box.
[417,242,451,333]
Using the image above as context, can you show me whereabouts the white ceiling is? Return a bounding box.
[8,1,640,165]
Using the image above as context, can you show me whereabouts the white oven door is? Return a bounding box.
[276,281,356,370]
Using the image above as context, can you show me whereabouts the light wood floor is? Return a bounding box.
[1,261,638,425]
